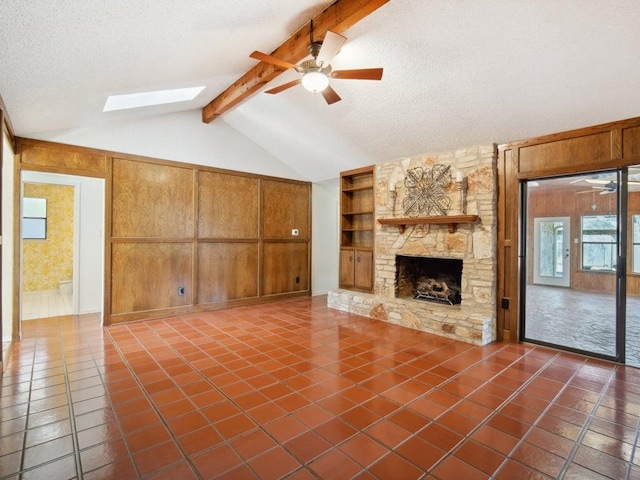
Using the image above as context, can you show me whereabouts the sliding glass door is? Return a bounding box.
[626,166,640,367]
[523,172,621,361]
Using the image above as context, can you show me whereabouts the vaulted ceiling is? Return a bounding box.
[1,1,640,182]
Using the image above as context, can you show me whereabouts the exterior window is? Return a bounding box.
[581,215,617,271]
[633,215,640,274]
[22,197,47,240]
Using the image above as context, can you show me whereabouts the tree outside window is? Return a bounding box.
[581,215,617,271]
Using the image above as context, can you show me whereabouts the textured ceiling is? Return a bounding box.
[2,0,640,182]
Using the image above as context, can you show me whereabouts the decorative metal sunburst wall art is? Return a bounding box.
[402,165,452,217]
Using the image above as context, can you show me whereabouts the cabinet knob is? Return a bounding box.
[349,255,353,261]
[357,255,360,262]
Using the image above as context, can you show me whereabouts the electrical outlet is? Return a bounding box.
[178,287,185,296]
[292,229,299,236]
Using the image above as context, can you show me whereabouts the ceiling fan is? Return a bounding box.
[576,179,640,195]
[249,22,383,105]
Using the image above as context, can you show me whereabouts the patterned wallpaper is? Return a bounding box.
[22,184,74,292]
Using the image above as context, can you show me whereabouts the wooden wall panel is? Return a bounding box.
[198,171,259,238]
[20,143,106,174]
[16,137,312,324]
[518,133,611,176]
[111,158,194,238]
[262,243,309,295]
[497,146,519,341]
[197,242,258,303]
[262,180,310,239]
[111,242,193,314]
[623,126,640,160]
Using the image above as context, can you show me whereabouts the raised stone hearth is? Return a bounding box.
[328,144,498,345]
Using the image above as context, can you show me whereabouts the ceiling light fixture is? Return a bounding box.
[301,69,329,93]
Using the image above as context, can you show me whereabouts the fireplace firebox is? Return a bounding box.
[395,255,463,305]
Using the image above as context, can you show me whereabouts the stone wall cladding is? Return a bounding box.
[328,144,498,346]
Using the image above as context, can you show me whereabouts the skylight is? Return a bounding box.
[103,86,205,112]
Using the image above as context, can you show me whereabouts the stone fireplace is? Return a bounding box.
[328,144,498,345]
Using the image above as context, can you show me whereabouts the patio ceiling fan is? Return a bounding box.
[250,21,383,105]
[574,177,640,195]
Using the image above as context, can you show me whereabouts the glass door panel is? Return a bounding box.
[523,174,619,359]
[533,217,570,287]
[626,166,640,367]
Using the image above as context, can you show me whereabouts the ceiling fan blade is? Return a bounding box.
[316,31,347,66]
[265,79,301,94]
[250,51,299,71]
[321,85,341,105]
[331,68,384,80]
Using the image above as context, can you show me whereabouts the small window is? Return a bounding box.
[581,215,617,271]
[23,197,47,239]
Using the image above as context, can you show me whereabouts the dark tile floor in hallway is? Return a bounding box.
[1,295,640,479]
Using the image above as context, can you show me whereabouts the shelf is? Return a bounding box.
[378,214,479,234]
[343,185,373,192]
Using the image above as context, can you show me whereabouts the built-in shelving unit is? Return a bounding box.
[378,214,479,234]
[340,166,375,292]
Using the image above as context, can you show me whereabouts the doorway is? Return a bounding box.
[522,170,634,363]
[20,171,104,327]
[533,216,570,287]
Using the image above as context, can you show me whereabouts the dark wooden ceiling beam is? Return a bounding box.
[201,0,389,123]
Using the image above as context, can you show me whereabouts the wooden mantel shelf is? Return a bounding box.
[378,214,479,233]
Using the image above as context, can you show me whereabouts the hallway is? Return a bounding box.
[1,296,639,479]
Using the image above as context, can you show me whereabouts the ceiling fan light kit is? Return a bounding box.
[301,69,330,93]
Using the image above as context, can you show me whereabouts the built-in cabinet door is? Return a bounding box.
[355,250,373,291]
[340,248,373,291]
[340,249,355,288]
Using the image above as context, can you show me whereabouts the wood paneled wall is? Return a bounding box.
[498,117,640,341]
[15,138,311,325]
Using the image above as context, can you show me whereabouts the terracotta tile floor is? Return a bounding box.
[2,295,640,479]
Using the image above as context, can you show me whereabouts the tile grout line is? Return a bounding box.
[14,319,38,478]
[57,317,85,480]
[555,362,619,479]
[95,326,170,479]
[72,317,143,478]
[105,320,229,479]
[625,406,640,480]
[487,353,594,479]
[420,345,564,478]
[141,315,320,478]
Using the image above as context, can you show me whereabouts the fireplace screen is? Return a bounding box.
[395,255,462,305]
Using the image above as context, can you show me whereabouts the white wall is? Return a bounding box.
[31,110,306,181]
[2,131,15,345]
[312,180,340,295]
[22,172,104,316]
